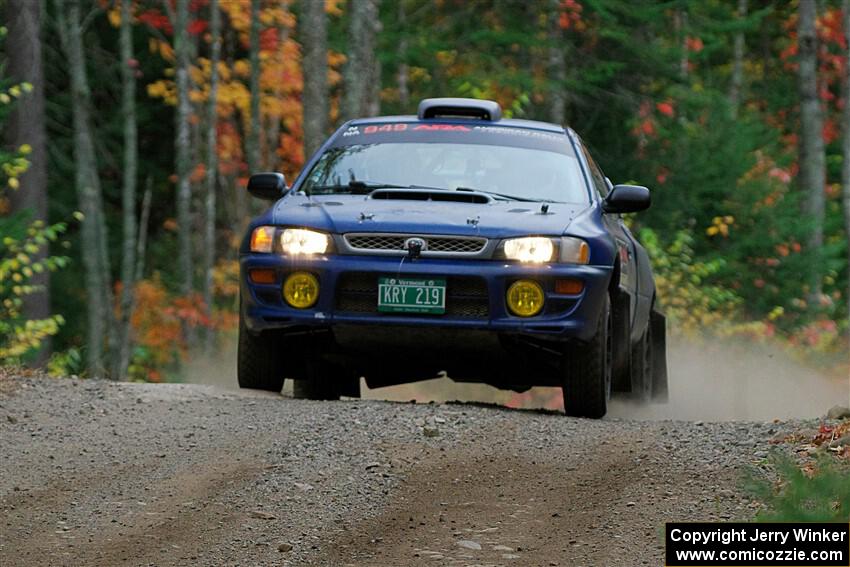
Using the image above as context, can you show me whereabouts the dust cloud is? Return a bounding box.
[185,334,849,422]
[184,336,240,390]
[365,339,849,421]
[609,339,849,421]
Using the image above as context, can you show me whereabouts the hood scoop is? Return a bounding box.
[369,188,492,204]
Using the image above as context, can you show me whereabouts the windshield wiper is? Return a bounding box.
[455,186,542,202]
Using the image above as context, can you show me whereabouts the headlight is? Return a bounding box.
[250,226,276,253]
[280,228,330,255]
[498,236,590,264]
[502,237,555,263]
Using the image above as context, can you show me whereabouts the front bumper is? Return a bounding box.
[240,253,612,342]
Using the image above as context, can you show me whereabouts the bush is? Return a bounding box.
[639,227,742,335]
[0,218,70,362]
[745,452,850,522]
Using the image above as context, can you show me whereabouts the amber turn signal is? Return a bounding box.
[248,268,277,284]
[250,226,276,253]
[555,278,584,294]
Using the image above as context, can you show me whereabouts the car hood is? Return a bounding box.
[271,194,589,238]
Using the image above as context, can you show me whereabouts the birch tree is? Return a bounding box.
[173,0,193,298]
[114,0,139,379]
[248,0,261,172]
[56,0,113,376]
[203,0,222,352]
[4,0,50,365]
[343,0,380,119]
[797,0,825,299]
[396,1,409,110]
[302,0,328,158]
[547,0,566,125]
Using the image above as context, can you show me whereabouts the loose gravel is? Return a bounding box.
[0,376,809,566]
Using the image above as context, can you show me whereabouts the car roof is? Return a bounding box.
[348,115,568,135]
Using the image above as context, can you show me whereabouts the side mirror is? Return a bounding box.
[247,172,287,201]
[603,184,650,214]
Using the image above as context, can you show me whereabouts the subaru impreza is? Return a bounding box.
[238,97,667,418]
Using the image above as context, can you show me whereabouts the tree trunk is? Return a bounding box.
[266,26,286,170]
[343,0,380,119]
[547,0,566,125]
[248,0,261,173]
[56,0,112,377]
[203,0,222,353]
[797,0,825,301]
[4,0,50,366]
[173,0,193,302]
[135,178,152,283]
[114,0,138,380]
[674,9,689,80]
[842,0,850,325]
[367,51,381,117]
[301,0,328,158]
[396,1,409,110]
[729,0,747,118]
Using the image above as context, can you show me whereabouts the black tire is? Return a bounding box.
[629,321,653,402]
[649,309,669,402]
[562,293,612,418]
[610,291,631,392]
[293,360,360,401]
[237,316,285,392]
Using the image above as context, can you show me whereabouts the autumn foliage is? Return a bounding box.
[1,0,847,382]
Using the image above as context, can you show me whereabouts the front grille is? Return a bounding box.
[335,272,489,318]
[346,234,406,251]
[344,233,487,256]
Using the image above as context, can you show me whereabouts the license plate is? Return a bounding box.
[377,277,446,314]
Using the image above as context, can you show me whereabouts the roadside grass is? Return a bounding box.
[745,451,850,522]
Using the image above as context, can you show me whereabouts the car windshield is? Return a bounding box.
[300,142,589,203]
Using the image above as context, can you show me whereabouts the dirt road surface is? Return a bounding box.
[0,375,813,566]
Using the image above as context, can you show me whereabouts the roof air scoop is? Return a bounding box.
[417,97,502,121]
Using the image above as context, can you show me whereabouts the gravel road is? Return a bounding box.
[0,375,808,566]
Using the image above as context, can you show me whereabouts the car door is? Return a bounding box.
[577,144,639,318]
[604,175,655,340]
[581,145,654,342]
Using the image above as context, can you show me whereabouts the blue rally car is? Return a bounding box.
[238,98,667,418]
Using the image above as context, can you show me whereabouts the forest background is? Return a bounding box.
[1,0,848,384]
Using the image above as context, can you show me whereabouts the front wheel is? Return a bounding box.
[293,360,361,400]
[237,317,286,392]
[561,293,612,418]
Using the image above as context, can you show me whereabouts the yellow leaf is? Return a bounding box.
[108,7,121,27]
[233,60,250,77]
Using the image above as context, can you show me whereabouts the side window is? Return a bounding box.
[580,144,609,199]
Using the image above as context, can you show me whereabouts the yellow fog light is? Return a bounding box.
[506,280,545,317]
[283,272,319,309]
